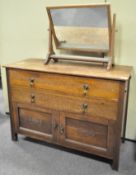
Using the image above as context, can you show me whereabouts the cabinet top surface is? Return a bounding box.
[5,58,132,81]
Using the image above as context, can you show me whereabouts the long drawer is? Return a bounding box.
[11,87,118,120]
[9,69,120,101]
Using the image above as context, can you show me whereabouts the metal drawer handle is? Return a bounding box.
[31,94,35,103]
[83,84,89,96]
[29,78,35,87]
[82,103,88,113]
[60,125,64,134]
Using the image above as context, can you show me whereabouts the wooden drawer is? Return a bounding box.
[9,69,120,100]
[11,87,118,120]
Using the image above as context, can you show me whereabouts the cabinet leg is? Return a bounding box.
[12,133,18,141]
[112,156,119,171]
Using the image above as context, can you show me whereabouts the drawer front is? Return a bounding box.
[11,88,118,120]
[9,69,120,100]
[59,112,114,158]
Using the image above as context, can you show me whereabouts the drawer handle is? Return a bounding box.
[83,84,89,96]
[82,103,88,113]
[60,125,64,134]
[31,94,35,103]
[29,78,35,87]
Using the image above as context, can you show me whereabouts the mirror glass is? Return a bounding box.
[48,5,110,52]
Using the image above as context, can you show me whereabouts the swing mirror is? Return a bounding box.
[47,4,111,53]
[45,4,115,70]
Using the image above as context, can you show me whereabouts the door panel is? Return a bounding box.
[59,112,114,158]
[12,103,59,143]
[66,118,108,148]
[19,108,52,134]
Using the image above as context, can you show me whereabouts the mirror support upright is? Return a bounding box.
[44,22,58,64]
[107,13,116,70]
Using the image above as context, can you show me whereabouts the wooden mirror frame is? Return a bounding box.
[45,4,116,70]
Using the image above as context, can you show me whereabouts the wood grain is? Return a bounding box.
[65,118,108,148]
[4,58,132,81]
[9,69,120,101]
[14,104,59,143]
[46,3,111,9]
[10,87,118,120]
[59,112,114,159]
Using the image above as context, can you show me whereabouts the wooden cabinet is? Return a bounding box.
[5,59,132,171]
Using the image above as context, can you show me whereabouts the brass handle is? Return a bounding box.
[83,84,89,96]
[31,94,35,103]
[60,125,64,134]
[82,103,88,113]
[29,78,35,87]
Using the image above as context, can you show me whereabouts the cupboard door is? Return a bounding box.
[59,112,114,158]
[13,103,59,143]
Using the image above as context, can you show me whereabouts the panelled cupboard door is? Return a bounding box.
[59,112,114,158]
[12,103,59,143]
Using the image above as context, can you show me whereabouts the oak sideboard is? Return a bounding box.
[5,58,132,170]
